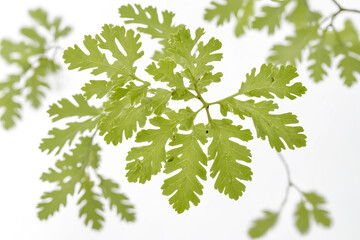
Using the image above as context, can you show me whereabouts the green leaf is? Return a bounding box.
[308,38,331,82]
[119,4,178,41]
[25,58,60,108]
[53,17,72,40]
[40,94,100,154]
[146,88,172,115]
[162,124,208,213]
[338,54,360,86]
[78,177,104,230]
[248,211,279,238]
[40,118,98,155]
[99,176,135,221]
[146,60,195,101]
[235,0,255,37]
[208,119,253,200]
[238,64,306,100]
[204,0,244,26]
[63,24,143,81]
[47,94,100,122]
[167,27,223,82]
[313,208,331,227]
[29,8,51,30]
[252,0,289,34]
[126,109,195,183]
[119,4,181,60]
[303,192,326,205]
[81,80,111,100]
[268,26,318,65]
[303,192,332,227]
[0,75,22,129]
[20,27,46,46]
[286,0,321,29]
[220,98,306,151]
[98,83,151,145]
[295,200,310,234]
[125,113,179,183]
[0,40,43,67]
[38,137,101,221]
[0,8,71,129]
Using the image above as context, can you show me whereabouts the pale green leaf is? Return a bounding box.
[313,208,331,227]
[25,58,60,108]
[252,0,289,34]
[208,119,253,200]
[48,94,100,122]
[308,38,331,82]
[38,137,101,220]
[29,8,51,30]
[20,27,46,46]
[63,24,143,81]
[81,80,111,99]
[220,98,306,151]
[238,64,306,99]
[286,0,321,29]
[248,211,279,238]
[235,0,255,37]
[162,124,208,213]
[295,200,310,234]
[146,59,195,101]
[40,118,98,154]
[0,75,22,129]
[78,177,104,230]
[268,26,318,65]
[338,55,360,86]
[126,114,179,183]
[99,176,135,221]
[204,0,244,26]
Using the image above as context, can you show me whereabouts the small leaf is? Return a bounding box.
[162,124,208,213]
[208,119,253,200]
[313,208,331,227]
[295,200,310,234]
[235,0,255,37]
[204,0,244,26]
[99,176,135,221]
[268,26,318,65]
[40,118,98,155]
[78,177,104,230]
[308,38,331,82]
[220,99,306,151]
[48,94,100,122]
[248,211,278,238]
[238,64,306,100]
[63,24,143,81]
[252,0,289,34]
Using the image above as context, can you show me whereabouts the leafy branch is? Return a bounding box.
[39,4,310,232]
[248,153,331,238]
[205,0,360,86]
[0,8,71,129]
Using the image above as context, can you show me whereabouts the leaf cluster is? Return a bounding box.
[248,192,331,238]
[40,4,308,229]
[38,94,135,230]
[205,0,360,86]
[0,9,70,129]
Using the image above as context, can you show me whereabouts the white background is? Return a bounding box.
[0,0,360,239]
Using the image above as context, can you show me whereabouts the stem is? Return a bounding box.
[277,152,303,211]
[321,0,360,29]
[193,81,213,122]
[208,91,240,106]
[132,75,147,84]
[277,152,291,185]
[331,0,342,9]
